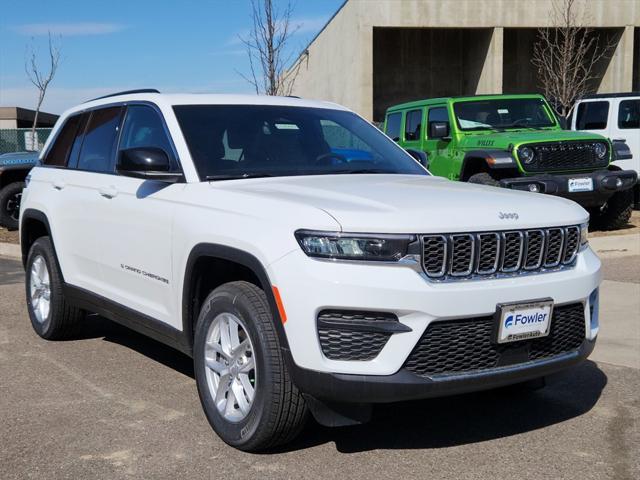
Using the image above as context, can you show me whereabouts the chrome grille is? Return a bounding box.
[421,226,580,281]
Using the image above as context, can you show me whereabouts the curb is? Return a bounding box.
[0,242,21,259]
[589,233,640,258]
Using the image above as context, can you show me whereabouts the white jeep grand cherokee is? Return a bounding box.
[20,90,601,451]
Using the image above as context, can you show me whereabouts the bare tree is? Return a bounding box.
[532,0,615,120]
[239,0,302,95]
[25,32,61,147]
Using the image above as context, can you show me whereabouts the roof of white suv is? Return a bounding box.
[72,91,348,117]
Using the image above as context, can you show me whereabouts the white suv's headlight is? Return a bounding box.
[295,230,416,261]
[579,222,589,250]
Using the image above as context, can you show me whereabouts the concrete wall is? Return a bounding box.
[289,0,640,120]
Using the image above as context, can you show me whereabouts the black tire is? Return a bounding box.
[468,172,500,187]
[0,181,25,230]
[25,236,84,340]
[193,281,308,451]
[591,189,634,231]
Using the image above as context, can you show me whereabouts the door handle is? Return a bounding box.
[99,186,118,199]
[53,180,65,190]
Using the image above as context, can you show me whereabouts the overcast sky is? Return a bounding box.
[0,0,344,114]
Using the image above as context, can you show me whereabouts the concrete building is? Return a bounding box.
[289,0,640,121]
[0,107,59,129]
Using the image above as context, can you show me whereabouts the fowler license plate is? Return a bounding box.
[568,177,594,192]
[495,299,554,344]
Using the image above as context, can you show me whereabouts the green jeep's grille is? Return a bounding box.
[519,141,608,173]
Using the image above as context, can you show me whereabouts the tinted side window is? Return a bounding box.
[404,109,422,141]
[576,101,609,130]
[67,112,90,169]
[43,114,82,166]
[385,112,402,141]
[618,100,640,129]
[77,107,123,173]
[428,107,449,138]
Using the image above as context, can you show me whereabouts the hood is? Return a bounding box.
[221,174,588,233]
[459,129,608,150]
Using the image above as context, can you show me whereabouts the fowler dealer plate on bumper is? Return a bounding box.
[568,177,594,192]
[495,299,554,344]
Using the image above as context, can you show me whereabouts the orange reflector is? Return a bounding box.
[272,286,287,324]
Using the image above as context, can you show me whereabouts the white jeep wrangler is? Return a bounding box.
[20,90,601,451]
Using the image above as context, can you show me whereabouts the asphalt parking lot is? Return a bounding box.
[1,242,639,480]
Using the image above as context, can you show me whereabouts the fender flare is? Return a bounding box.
[181,243,292,357]
[20,208,56,268]
[460,150,517,180]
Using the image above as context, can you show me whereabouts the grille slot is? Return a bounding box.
[563,226,580,264]
[524,230,545,269]
[544,228,564,267]
[520,141,609,172]
[421,226,579,281]
[404,303,585,377]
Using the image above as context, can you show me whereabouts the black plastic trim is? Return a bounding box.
[64,284,191,355]
[461,151,517,178]
[317,311,411,334]
[291,339,595,404]
[181,243,292,358]
[20,209,54,268]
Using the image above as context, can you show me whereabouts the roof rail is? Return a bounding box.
[85,89,160,103]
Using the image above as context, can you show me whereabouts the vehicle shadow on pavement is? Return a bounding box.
[74,315,607,454]
[281,361,607,453]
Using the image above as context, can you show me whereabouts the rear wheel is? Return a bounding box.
[591,189,634,231]
[0,181,25,230]
[25,237,84,339]
[193,281,307,451]
[468,172,500,187]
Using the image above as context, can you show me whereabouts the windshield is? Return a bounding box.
[453,98,557,131]
[173,105,427,180]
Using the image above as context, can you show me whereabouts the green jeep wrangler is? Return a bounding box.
[385,94,637,230]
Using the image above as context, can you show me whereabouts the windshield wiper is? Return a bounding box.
[329,168,395,175]
[205,173,274,181]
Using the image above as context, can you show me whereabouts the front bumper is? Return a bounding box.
[291,338,595,403]
[499,169,638,207]
[269,247,601,379]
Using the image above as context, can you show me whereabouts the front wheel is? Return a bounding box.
[591,189,634,231]
[193,281,307,451]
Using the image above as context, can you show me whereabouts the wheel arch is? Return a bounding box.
[20,209,55,269]
[182,243,291,356]
[460,150,517,181]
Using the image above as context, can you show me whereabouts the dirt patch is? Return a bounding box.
[590,210,640,238]
[0,228,19,244]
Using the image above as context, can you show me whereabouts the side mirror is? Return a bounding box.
[405,148,429,168]
[117,147,182,182]
[430,122,450,140]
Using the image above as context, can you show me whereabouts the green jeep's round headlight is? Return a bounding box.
[519,147,535,164]
[594,142,607,159]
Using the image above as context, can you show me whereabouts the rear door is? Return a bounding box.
[57,106,124,294]
[95,104,182,326]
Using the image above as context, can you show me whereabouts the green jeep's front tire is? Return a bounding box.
[591,189,634,231]
[468,172,500,187]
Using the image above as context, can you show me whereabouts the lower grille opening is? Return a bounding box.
[404,303,585,377]
[317,310,402,361]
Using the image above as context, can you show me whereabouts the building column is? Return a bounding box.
[476,27,503,94]
[600,25,634,93]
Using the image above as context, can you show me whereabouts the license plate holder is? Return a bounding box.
[494,299,554,344]
[568,177,594,192]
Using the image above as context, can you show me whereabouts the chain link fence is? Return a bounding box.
[0,128,53,154]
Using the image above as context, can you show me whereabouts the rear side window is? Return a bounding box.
[77,107,123,173]
[576,101,609,130]
[385,112,402,141]
[43,114,82,166]
[404,109,422,141]
[618,100,640,129]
